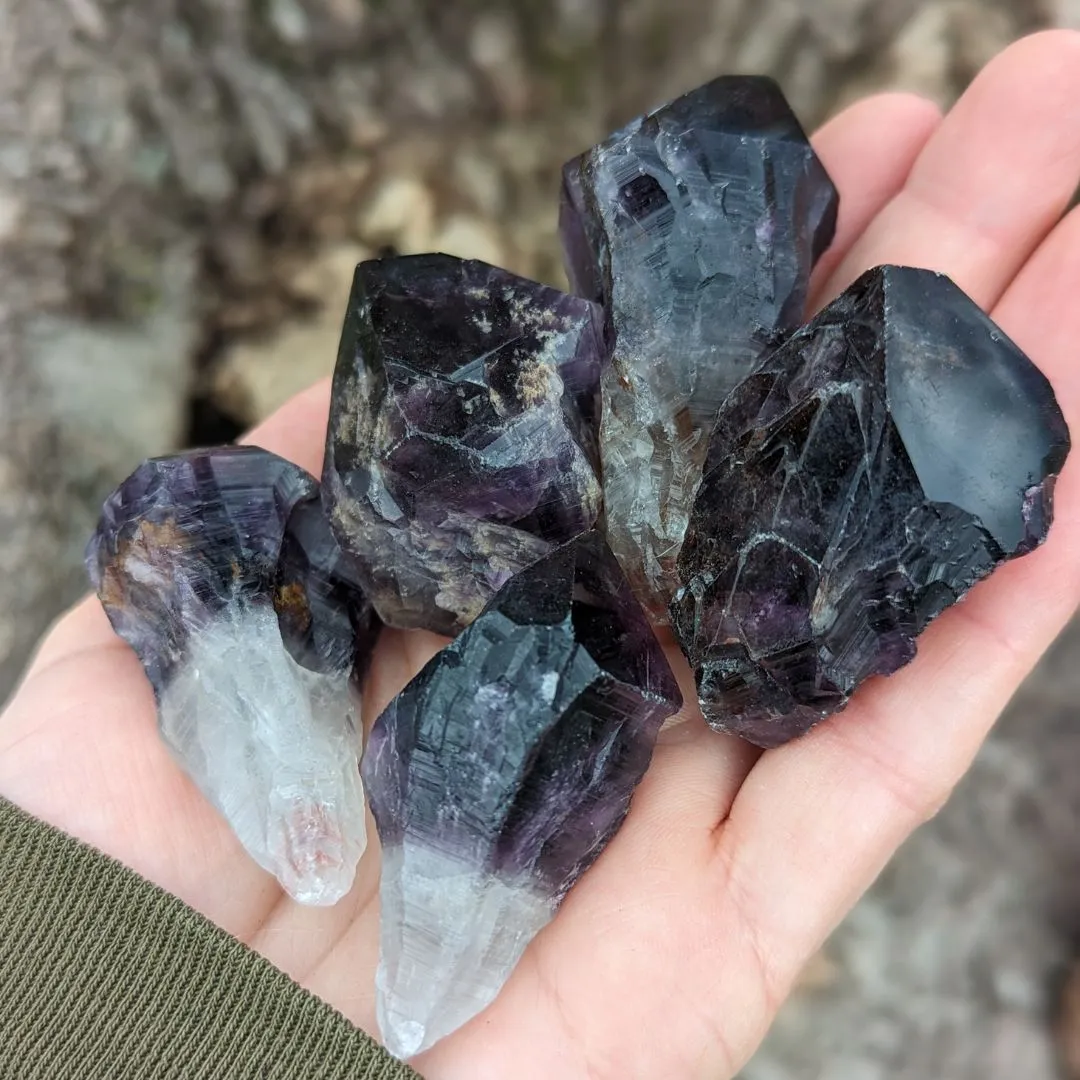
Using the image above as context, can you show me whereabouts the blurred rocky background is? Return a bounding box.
[1,0,1079,1076]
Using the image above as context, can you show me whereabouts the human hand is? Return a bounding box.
[4,30,1080,1080]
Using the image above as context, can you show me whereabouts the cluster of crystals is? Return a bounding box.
[88,73,1070,1061]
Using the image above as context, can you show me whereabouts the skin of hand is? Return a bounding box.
[3,29,1080,1080]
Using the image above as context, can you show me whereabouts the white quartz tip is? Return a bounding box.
[158,604,367,905]
[376,841,555,1058]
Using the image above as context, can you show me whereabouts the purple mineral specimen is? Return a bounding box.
[323,254,606,636]
[362,529,681,1057]
[86,446,376,904]
[671,266,1070,748]
[560,75,839,617]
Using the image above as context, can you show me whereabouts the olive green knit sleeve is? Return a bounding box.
[0,797,420,1080]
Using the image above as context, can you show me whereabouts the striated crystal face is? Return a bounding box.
[86,446,376,904]
[561,75,839,617]
[671,266,1071,748]
[323,253,606,636]
[362,530,682,1057]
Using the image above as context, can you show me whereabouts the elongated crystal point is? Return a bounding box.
[561,75,839,617]
[323,253,606,636]
[672,266,1071,747]
[363,530,681,1057]
[86,446,377,904]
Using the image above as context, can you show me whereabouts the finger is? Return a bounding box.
[701,163,1080,1068]
[819,29,1080,308]
[240,375,331,476]
[808,92,942,306]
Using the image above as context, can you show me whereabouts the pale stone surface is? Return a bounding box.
[431,213,506,265]
[357,174,436,255]
[213,244,368,423]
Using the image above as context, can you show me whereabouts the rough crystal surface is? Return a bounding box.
[323,253,606,636]
[86,445,375,904]
[671,266,1070,748]
[362,530,682,1057]
[561,75,839,616]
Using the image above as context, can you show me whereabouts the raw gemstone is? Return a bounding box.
[671,266,1070,748]
[323,254,606,636]
[86,445,376,904]
[362,530,682,1058]
[561,75,839,617]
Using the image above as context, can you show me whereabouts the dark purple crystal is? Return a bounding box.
[86,445,376,904]
[322,254,606,636]
[86,445,375,691]
[671,265,1070,748]
[362,529,681,1056]
[365,527,680,890]
[559,75,840,616]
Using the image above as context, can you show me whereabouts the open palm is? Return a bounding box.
[4,31,1080,1080]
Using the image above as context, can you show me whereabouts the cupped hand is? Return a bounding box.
[4,30,1080,1080]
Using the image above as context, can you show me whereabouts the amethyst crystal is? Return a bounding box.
[362,530,681,1057]
[561,75,839,617]
[322,254,606,636]
[86,446,377,903]
[671,266,1070,748]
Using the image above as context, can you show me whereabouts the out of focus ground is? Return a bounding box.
[1,1,1079,1076]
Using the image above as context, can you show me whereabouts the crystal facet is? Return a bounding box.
[323,254,606,636]
[671,266,1070,747]
[86,446,375,904]
[561,75,839,616]
[362,530,682,1057]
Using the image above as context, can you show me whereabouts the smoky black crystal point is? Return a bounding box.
[671,265,1070,748]
[363,528,682,896]
[323,253,606,638]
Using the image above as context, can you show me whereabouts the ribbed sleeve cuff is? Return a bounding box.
[0,797,419,1080]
